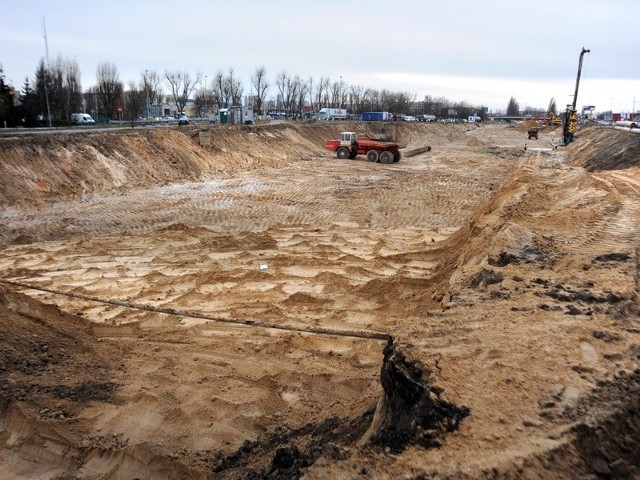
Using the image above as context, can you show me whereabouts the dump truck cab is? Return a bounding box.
[340,131,357,146]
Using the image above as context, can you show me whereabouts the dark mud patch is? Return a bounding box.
[487,234,561,270]
[545,284,624,304]
[564,367,640,479]
[469,268,504,290]
[212,341,470,478]
[211,413,373,479]
[1,381,119,405]
[360,340,470,453]
[594,252,632,263]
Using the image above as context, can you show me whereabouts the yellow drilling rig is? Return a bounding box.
[562,47,590,145]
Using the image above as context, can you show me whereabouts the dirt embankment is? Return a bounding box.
[0,122,461,210]
[567,124,640,171]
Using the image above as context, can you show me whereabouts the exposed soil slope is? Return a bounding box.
[567,124,640,171]
[0,122,436,211]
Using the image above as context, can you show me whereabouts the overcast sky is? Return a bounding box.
[2,0,638,113]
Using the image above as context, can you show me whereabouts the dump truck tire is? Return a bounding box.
[380,151,394,164]
[367,150,380,162]
[393,151,401,162]
[337,147,350,159]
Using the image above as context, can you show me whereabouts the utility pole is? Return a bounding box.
[145,69,149,119]
[204,75,208,117]
[42,17,52,128]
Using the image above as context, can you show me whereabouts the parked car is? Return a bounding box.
[403,115,417,122]
[70,113,95,125]
[178,115,189,125]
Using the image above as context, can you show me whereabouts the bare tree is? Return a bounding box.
[316,77,330,109]
[294,76,308,118]
[193,84,213,117]
[212,71,228,107]
[40,54,83,122]
[362,88,376,111]
[547,97,557,115]
[349,84,364,114]
[124,81,146,127]
[330,80,341,108]
[452,100,474,119]
[307,76,314,114]
[211,69,243,107]
[96,61,123,119]
[61,56,82,119]
[165,70,201,114]
[423,95,449,117]
[251,66,269,115]
[142,70,163,114]
[226,68,243,105]
[276,71,305,116]
[379,89,393,112]
[275,71,289,114]
[339,80,348,110]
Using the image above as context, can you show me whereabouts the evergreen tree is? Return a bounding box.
[34,59,52,123]
[506,96,519,116]
[19,77,40,127]
[0,64,20,127]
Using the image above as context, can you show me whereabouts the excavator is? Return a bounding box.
[562,47,590,145]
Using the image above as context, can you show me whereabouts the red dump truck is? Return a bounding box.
[324,131,401,163]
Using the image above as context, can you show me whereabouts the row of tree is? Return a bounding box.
[1,58,557,128]
[507,96,558,118]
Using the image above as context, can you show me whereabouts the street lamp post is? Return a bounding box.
[145,69,149,119]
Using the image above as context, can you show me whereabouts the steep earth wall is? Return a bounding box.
[0,122,470,210]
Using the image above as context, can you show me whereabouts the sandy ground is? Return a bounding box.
[0,122,638,479]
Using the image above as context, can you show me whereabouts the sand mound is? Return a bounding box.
[568,125,640,171]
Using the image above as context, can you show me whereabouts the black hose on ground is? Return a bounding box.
[0,278,391,342]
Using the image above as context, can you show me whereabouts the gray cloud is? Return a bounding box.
[2,0,637,111]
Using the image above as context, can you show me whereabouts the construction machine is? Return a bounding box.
[562,47,590,145]
[325,132,402,163]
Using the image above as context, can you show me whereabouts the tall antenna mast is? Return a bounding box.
[42,17,52,128]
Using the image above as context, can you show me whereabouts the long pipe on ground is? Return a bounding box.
[0,278,392,342]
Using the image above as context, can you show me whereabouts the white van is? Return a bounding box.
[71,113,95,125]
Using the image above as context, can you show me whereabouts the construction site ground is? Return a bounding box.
[0,121,638,479]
